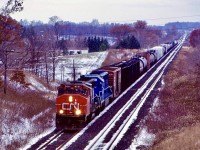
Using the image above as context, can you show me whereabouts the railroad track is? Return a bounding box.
[27,129,79,150]
[84,35,186,150]
[60,35,187,150]
[36,129,64,150]
[27,35,186,150]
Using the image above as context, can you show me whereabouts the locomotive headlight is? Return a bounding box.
[69,96,73,102]
[75,109,81,115]
[59,109,64,114]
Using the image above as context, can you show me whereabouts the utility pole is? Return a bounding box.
[3,49,14,94]
[4,50,7,94]
[65,59,81,82]
[73,59,76,82]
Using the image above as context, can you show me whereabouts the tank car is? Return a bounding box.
[161,44,170,54]
[138,56,148,73]
[148,50,157,65]
[149,46,165,60]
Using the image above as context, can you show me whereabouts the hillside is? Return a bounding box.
[140,46,200,149]
[0,51,108,150]
[0,71,58,150]
[102,48,147,66]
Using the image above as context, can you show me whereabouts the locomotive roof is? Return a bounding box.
[61,79,95,89]
[83,74,104,82]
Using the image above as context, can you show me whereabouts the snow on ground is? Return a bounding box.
[1,117,33,148]
[26,76,51,92]
[128,79,165,149]
[1,99,33,149]
[129,127,155,150]
[127,97,159,149]
[0,97,54,150]
[55,51,108,82]
[1,69,56,149]
[128,96,159,149]
[31,108,51,122]
[20,127,55,150]
[16,51,107,149]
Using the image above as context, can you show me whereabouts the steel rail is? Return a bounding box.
[85,36,186,150]
[36,129,64,150]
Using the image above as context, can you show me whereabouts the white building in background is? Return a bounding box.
[68,49,88,55]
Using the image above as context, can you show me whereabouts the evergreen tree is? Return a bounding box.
[87,36,109,52]
[117,35,140,49]
[129,35,140,49]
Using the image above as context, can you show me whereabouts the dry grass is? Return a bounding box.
[152,124,200,150]
[143,47,200,149]
[101,48,144,66]
[0,70,56,150]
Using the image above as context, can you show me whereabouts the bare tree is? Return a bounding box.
[132,20,162,48]
[48,16,64,81]
[22,25,39,73]
[0,0,23,16]
[0,15,23,93]
[110,24,132,41]
[132,20,148,48]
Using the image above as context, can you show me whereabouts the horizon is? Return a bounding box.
[9,0,200,26]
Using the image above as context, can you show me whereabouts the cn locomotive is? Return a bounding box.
[55,40,178,130]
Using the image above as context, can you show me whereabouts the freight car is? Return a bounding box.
[55,40,178,130]
[110,57,140,92]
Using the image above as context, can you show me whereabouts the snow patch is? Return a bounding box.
[1,118,33,149]
[55,51,108,82]
[129,127,155,150]
[20,127,55,150]
[27,76,50,92]
[31,108,51,122]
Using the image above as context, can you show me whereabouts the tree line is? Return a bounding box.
[0,1,184,88]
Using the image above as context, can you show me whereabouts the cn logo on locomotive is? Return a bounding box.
[62,100,80,111]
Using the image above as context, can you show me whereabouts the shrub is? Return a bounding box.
[189,29,200,47]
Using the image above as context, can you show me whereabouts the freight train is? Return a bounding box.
[55,40,178,130]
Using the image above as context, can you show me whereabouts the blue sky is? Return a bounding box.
[9,0,200,25]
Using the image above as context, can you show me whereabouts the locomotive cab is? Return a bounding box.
[56,82,92,130]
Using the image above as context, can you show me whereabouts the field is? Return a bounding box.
[143,46,200,149]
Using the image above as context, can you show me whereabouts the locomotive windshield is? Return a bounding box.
[57,84,88,96]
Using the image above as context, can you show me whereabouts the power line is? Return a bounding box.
[107,14,200,24]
